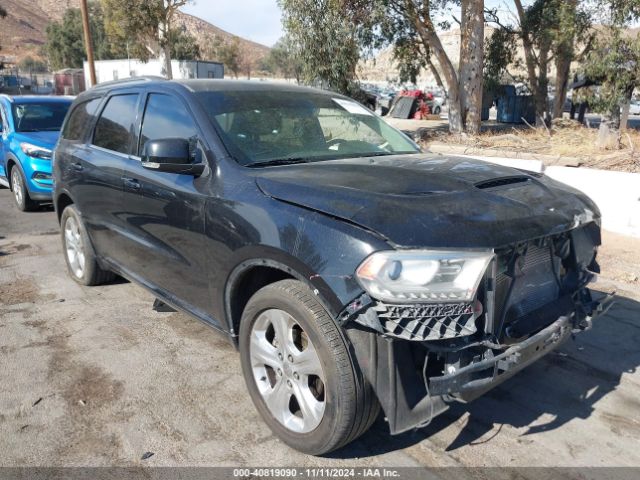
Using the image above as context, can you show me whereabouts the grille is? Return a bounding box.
[376,302,476,341]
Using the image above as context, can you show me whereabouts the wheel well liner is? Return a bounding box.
[5,157,17,189]
[225,263,294,338]
[56,193,74,223]
[224,258,341,342]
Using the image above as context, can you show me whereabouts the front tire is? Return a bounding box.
[10,166,37,212]
[60,205,114,286]
[239,280,379,455]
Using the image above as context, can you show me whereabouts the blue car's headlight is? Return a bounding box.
[20,142,52,160]
[356,250,494,303]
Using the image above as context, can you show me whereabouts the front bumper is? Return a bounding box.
[19,155,53,200]
[429,314,572,399]
[345,290,613,435]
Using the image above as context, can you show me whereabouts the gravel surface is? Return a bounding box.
[1,187,639,467]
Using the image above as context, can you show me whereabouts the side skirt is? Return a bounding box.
[101,257,237,348]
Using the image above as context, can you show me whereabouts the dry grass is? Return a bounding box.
[427,119,640,173]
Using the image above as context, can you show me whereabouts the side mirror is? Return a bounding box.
[141,138,205,176]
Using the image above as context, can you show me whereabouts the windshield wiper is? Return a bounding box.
[247,157,313,168]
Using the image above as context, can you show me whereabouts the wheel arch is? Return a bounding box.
[55,190,75,224]
[224,255,344,344]
[5,153,20,190]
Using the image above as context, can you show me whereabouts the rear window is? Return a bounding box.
[11,102,71,132]
[61,98,102,141]
[92,94,139,154]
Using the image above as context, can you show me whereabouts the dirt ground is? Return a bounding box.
[1,188,640,468]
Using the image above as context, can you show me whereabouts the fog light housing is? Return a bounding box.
[32,172,52,182]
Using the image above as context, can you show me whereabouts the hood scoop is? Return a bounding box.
[475,176,530,190]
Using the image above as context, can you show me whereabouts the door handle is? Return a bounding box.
[72,162,83,172]
[123,177,141,190]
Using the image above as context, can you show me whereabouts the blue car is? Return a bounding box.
[0,95,72,211]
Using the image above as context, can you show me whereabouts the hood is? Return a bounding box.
[255,154,600,249]
[13,131,60,150]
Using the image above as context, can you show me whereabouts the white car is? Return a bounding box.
[629,101,640,115]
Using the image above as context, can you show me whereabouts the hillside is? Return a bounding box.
[0,0,270,68]
[359,25,640,87]
[358,27,500,86]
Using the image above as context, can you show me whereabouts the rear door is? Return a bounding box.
[120,91,211,317]
[76,92,141,266]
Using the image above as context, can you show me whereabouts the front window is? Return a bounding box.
[11,102,71,132]
[196,90,420,166]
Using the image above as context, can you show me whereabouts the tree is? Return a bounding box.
[266,36,303,82]
[19,56,48,73]
[0,3,6,69]
[582,2,640,144]
[45,4,116,70]
[102,0,192,79]
[170,28,200,60]
[362,0,485,133]
[281,0,486,133]
[204,35,241,77]
[486,0,592,125]
[279,0,361,96]
[238,55,255,80]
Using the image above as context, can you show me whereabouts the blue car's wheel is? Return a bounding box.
[10,166,37,212]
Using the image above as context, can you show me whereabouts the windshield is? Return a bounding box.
[12,102,71,132]
[196,90,420,166]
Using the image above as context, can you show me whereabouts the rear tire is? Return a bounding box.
[239,279,379,455]
[60,204,115,286]
[10,166,37,212]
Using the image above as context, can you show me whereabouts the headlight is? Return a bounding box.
[356,250,494,303]
[20,143,52,160]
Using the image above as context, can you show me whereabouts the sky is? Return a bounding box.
[182,1,284,47]
[182,0,524,48]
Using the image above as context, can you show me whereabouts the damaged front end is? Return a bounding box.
[341,221,614,435]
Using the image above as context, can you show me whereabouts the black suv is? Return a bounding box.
[53,78,609,455]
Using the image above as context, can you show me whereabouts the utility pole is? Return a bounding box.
[80,0,97,86]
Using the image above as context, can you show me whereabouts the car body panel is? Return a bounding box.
[255,155,600,249]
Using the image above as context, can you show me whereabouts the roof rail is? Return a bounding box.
[91,76,168,90]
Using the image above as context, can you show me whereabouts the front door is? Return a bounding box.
[120,92,212,319]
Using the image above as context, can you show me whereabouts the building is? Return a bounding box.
[83,59,224,87]
[54,69,85,95]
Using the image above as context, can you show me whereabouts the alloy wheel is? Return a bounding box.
[249,309,326,433]
[64,216,86,279]
[11,169,23,207]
